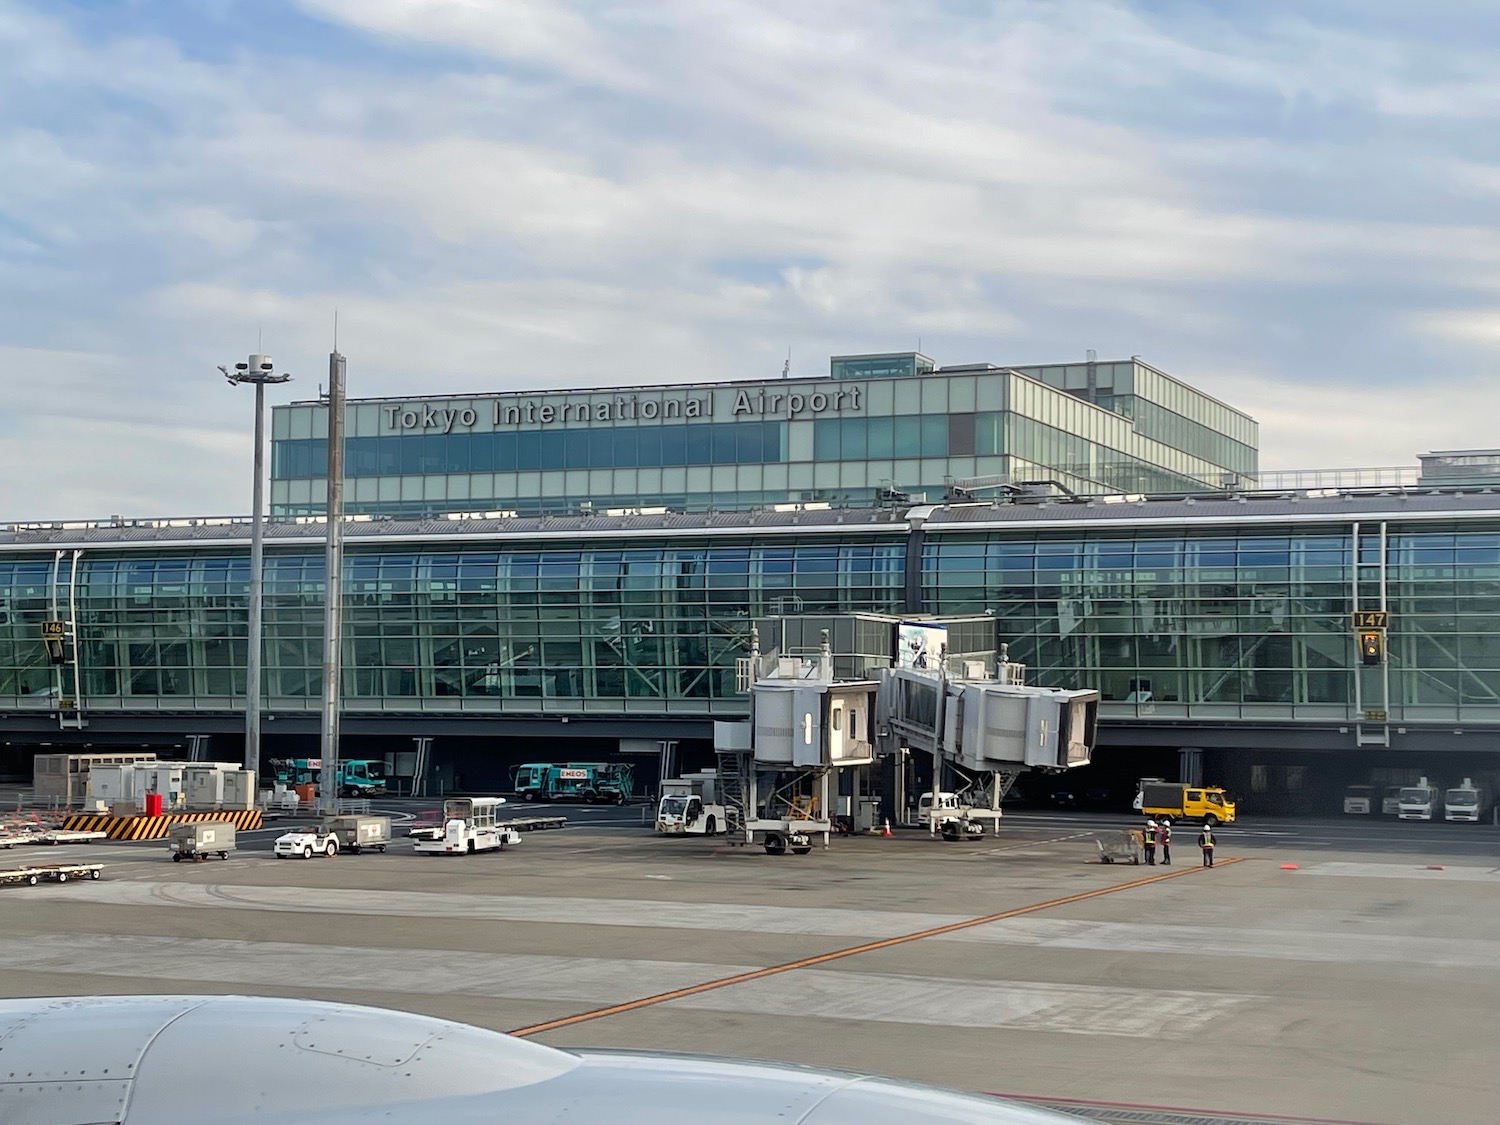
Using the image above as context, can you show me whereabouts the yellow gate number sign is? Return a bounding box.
[41,620,67,666]
[1350,610,1388,630]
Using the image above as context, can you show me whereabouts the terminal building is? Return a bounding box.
[268,353,1258,517]
[2,351,1498,814]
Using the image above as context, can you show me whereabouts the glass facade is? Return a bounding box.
[925,524,1500,721]
[3,514,1500,729]
[268,356,1259,518]
[273,420,786,480]
[830,353,936,380]
[0,542,902,711]
[1014,359,1258,476]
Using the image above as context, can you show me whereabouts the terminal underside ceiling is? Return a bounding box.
[3,519,1500,744]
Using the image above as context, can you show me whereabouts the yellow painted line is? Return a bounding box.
[509,856,1244,1037]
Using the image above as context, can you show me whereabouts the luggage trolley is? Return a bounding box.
[1,862,104,887]
[1095,828,1144,865]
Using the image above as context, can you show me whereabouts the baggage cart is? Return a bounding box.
[168,820,236,862]
[321,814,392,854]
[1095,829,1143,865]
[502,815,567,832]
[36,830,108,845]
[1,862,103,886]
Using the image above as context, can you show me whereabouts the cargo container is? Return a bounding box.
[322,814,392,854]
[33,752,157,805]
[168,821,236,862]
[183,763,242,809]
[223,769,256,810]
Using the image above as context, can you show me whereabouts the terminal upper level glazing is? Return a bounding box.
[269,354,1258,518]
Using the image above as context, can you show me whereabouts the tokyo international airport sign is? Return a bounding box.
[376,384,864,434]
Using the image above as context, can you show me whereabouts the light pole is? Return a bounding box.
[218,354,292,788]
[321,350,346,813]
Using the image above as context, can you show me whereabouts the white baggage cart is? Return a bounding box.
[169,820,236,862]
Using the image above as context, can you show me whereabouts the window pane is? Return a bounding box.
[814,419,839,460]
[516,431,542,471]
[842,419,867,459]
[894,416,921,458]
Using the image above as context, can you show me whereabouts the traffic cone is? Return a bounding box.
[882,818,892,838]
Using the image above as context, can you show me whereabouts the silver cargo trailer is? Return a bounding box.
[168,820,236,862]
[322,814,391,854]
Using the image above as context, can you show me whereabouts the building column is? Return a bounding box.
[1179,747,1203,787]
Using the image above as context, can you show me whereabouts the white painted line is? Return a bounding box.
[38,882,1500,970]
[0,933,1254,1039]
[0,934,741,1004]
[960,917,1500,969]
[1292,862,1500,882]
[977,831,1095,855]
[33,882,971,938]
[670,968,1252,1038]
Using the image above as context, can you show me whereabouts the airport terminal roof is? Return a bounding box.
[6,485,1500,553]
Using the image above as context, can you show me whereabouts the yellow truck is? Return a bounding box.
[1137,781,1236,825]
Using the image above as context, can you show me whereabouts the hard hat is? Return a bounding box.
[1146,819,1157,827]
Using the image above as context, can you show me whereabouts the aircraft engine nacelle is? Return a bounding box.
[0,995,1084,1125]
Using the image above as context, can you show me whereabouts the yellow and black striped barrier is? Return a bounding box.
[61,809,263,840]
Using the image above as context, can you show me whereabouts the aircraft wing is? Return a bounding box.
[0,994,1084,1125]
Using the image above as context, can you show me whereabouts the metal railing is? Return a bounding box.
[14,463,1500,540]
[1244,467,1422,492]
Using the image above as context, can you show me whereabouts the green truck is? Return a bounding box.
[269,758,388,798]
[511,762,632,804]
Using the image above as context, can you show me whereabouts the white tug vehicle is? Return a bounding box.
[411,797,521,855]
[272,825,340,859]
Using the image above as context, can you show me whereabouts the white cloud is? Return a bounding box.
[1214,366,1500,469]
[1412,310,1500,349]
[0,415,252,522]
[177,207,263,255]
[296,0,647,91]
[5,0,1500,518]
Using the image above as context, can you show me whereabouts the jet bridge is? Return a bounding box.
[721,627,1099,848]
[876,661,1099,836]
[713,629,875,854]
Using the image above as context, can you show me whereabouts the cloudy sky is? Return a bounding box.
[2,0,1498,519]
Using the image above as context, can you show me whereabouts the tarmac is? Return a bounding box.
[1,812,1496,1125]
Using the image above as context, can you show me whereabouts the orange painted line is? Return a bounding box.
[509,856,1243,1037]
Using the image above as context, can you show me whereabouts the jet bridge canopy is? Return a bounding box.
[750,679,877,766]
[877,667,1097,771]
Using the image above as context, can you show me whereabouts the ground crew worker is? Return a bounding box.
[1158,816,1172,865]
[1198,822,1215,867]
[1144,820,1157,865]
